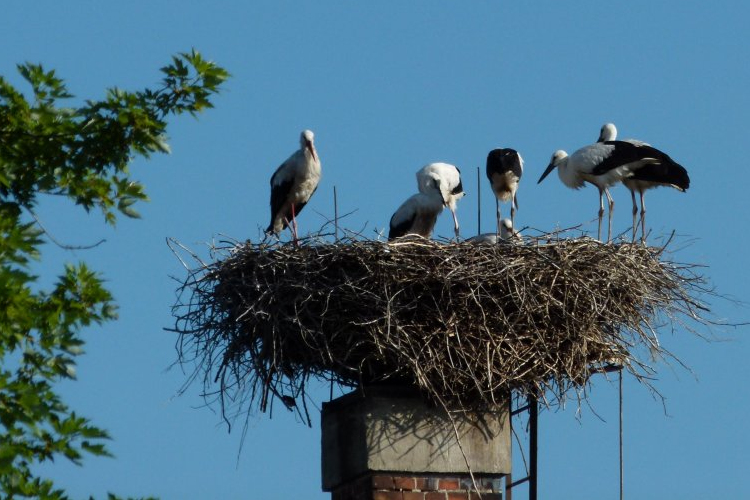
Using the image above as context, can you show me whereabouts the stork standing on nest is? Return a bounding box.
[416,162,465,238]
[389,177,445,240]
[538,136,676,243]
[597,123,690,243]
[266,129,321,242]
[486,148,523,234]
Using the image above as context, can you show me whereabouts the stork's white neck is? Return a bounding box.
[556,154,585,189]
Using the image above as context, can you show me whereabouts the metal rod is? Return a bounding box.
[619,368,623,500]
[496,198,501,239]
[529,394,538,500]
[506,396,513,500]
[333,185,339,242]
[477,166,481,236]
[330,185,339,402]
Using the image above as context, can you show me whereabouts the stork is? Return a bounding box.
[266,129,321,242]
[597,123,690,243]
[500,218,522,242]
[416,162,465,238]
[538,139,670,242]
[486,148,523,234]
[388,178,445,240]
[467,233,500,244]
[468,219,522,244]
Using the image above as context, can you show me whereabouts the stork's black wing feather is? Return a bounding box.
[486,148,523,180]
[452,166,464,196]
[592,141,683,177]
[388,211,416,240]
[630,162,690,190]
[267,174,295,233]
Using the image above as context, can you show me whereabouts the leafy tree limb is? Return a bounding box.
[0,50,228,499]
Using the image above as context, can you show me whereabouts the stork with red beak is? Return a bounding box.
[266,129,322,242]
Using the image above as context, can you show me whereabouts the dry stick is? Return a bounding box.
[27,207,106,250]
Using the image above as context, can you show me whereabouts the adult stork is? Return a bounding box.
[416,162,465,238]
[538,138,671,242]
[388,178,445,240]
[597,123,690,242]
[486,148,523,233]
[266,129,321,242]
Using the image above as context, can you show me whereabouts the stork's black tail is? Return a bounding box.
[631,153,690,191]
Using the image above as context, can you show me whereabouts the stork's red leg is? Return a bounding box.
[597,188,605,242]
[605,187,614,244]
[289,203,298,245]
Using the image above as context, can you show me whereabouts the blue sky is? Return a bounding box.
[2,1,749,498]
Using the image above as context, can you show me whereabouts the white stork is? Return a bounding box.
[388,178,445,240]
[468,219,522,244]
[538,138,672,242]
[416,162,465,238]
[500,218,522,242]
[266,129,321,242]
[467,233,500,244]
[597,123,690,242]
[486,148,523,233]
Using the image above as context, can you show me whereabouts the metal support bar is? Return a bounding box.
[619,368,623,500]
[511,404,530,417]
[506,394,539,500]
[529,394,538,500]
[506,396,513,500]
[508,476,530,488]
[476,166,481,235]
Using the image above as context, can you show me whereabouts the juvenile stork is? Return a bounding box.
[486,148,523,233]
[416,162,465,238]
[467,219,522,244]
[500,218,522,242]
[538,139,669,242]
[597,123,690,242]
[266,129,321,242]
[388,178,444,240]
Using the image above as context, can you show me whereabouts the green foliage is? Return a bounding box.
[0,50,228,498]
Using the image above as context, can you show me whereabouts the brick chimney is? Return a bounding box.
[321,387,510,500]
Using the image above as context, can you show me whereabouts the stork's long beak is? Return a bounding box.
[537,163,556,184]
[306,141,318,163]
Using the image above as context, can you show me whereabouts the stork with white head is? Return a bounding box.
[468,219,522,244]
[388,177,445,240]
[500,218,522,242]
[266,129,322,242]
[597,123,689,243]
[416,162,465,238]
[538,137,667,242]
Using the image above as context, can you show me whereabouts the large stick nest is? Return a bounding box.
[170,235,711,424]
